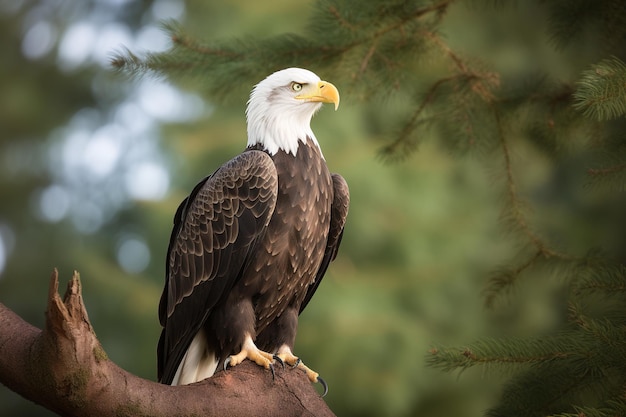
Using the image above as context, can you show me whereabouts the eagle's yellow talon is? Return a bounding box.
[224,335,274,371]
[297,361,320,384]
[275,344,328,395]
[275,350,300,368]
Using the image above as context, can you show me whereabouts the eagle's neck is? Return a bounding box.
[246,100,322,157]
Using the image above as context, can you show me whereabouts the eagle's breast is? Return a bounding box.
[242,138,332,332]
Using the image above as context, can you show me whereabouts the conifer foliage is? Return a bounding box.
[115,0,626,416]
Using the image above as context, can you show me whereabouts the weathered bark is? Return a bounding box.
[0,270,335,417]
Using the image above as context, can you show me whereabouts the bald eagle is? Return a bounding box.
[157,68,350,393]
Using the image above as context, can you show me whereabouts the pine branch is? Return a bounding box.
[485,365,591,417]
[317,0,453,44]
[586,161,626,191]
[428,336,577,373]
[380,55,501,160]
[548,1,626,53]
[547,0,602,49]
[112,22,337,101]
[379,75,458,160]
[552,400,626,417]
[483,250,543,309]
[482,105,578,308]
[582,123,626,191]
[574,56,626,121]
[430,318,626,416]
[587,163,626,179]
[573,264,626,295]
[112,0,457,103]
[497,110,542,250]
[433,255,626,416]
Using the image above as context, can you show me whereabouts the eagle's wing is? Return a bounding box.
[300,173,350,313]
[157,150,278,384]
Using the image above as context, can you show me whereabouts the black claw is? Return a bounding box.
[273,354,285,370]
[223,357,231,371]
[269,362,276,380]
[317,376,329,397]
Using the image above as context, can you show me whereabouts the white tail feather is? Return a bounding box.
[171,329,218,385]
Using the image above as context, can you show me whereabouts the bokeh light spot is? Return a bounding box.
[38,185,70,223]
[117,236,151,274]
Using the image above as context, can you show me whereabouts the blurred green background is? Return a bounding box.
[0,1,623,416]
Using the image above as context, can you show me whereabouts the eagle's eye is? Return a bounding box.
[291,82,303,92]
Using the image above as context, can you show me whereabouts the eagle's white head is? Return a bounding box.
[246,68,340,156]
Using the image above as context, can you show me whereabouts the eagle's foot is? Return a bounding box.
[275,345,329,397]
[224,335,275,376]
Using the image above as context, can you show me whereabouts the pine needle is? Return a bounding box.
[574,56,626,121]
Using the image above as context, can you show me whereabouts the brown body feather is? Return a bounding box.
[157,138,349,384]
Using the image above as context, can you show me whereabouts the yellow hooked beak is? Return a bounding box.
[296,80,340,110]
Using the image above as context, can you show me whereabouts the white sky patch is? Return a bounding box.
[138,79,206,122]
[84,124,123,178]
[70,200,104,234]
[37,185,70,223]
[22,20,57,60]
[117,235,151,274]
[54,103,172,217]
[100,0,135,7]
[152,0,185,20]
[92,22,134,67]
[135,24,170,52]
[23,13,209,233]
[125,161,170,201]
[0,224,16,279]
[114,102,155,135]
[57,122,125,183]
[58,21,98,71]
[59,128,90,185]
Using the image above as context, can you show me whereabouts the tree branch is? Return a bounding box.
[0,270,335,417]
